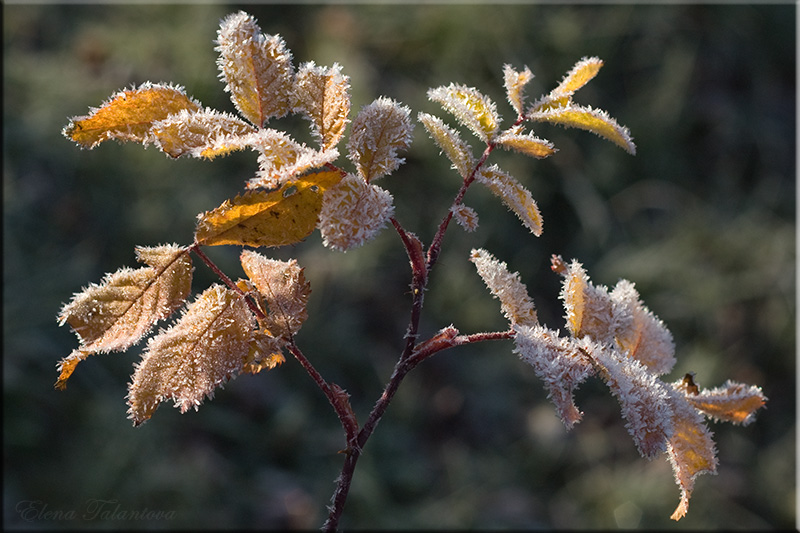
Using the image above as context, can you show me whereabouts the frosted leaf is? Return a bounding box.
[503,64,534,116]
[529,103,636,155]
[495,130,556,159]
[470,248,537,327]
[240,250,310,341]
[476,164,543,236]
[318,173,394,251]
[151,108,256,158]
[56,244,193,389]
[216,11,294,126]
[664,388,718,520]
[347,97,413,182]
[245,128,339,189]
[451,204,479,232]
[513,325,594,428]
[552,56,604,98]
[428,83,501,142]
[418,112,475,178]
[127,285,255,425]
[677,378,767,426]
[559,259,623,344]
[293,61,351,150]
[611,280,675,375]
[590,341,675,458]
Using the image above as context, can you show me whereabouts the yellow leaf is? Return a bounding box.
[151,109,256,158]
[240,250,311,341]
[418,112,474,178]
[428,83,500,142]
[127,285,255,425]
[552,56,604,97]
[495,131,556,159]
[470,248,537,327]
[293,61,351,150]
[477,165,543,236]
[216,11,294,126]
[503,64,534,116]
[63,83,201,149]
[195,170,343,247]
[529,104,636,154]
[55,244,193,388]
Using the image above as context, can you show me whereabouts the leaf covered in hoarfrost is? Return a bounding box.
[552,56,604,98]
[318,172,395,251]
[347,97,413,182]
[495,130,556,159]
[477,165,543,236]
[195,170,343,247]
[428,83,500,142]
[677,378,767,426]
[293,61,351,150]
[151,108,256,158]
[127,285,255,425]
[503,64,534,116]
[529,104,636,155]
[246,129,340,189]
[62,83,201,149]
[470,248,537,327]
[240,250,311,341]
[418,112,474,178]
[450,203,479,232]
[56,244,193,389]
[216,11,294,126]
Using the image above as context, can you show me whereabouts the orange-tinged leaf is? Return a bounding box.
[503,64,534,116]
[151,109,256,158]
[216,11,294,126]
[477,165,543,236]
[665,392,718,520]
[63,83,201,149]
[55,244,193,388]
[195,170,343,247]
[127,285,255,425]
[240,251,311,341]
[529,104,636,154]
[682,379,767,425]
[293,61,351,150]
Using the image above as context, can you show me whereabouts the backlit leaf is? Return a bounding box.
[503,64,534,116]
[151,108,256,158]
[477,165,543,236]
[245,129,340,189]
[418,112,475,178]
[495,130,556,159]
[56,244,193,389]
[428,83,501,142]
[552,56,603,97]
[529,104,636,154]
[216,11,294,126]
[450,203,479,232]
[63,83,201,149]
[240,250,311,341]
[470,248,537,327]
[293,61,351,150]
[127,285,255,425]
[195,170,343,247]
[681,379,767,425]
[347,97,413,182]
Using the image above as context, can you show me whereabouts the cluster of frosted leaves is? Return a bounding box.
[471,249,766,520]
[57,243,310,425]
[56,244,193,390]
[318,97,413,251]
[421,59,632,239]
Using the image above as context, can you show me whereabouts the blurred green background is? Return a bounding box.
[4,3,795,530]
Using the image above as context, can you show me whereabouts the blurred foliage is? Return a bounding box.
[4,3,794,530]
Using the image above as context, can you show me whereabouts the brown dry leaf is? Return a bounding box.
[55,244,193,389]
[195,170,343,247]
[127,285,255,425]
[63,83,201,149]
[240,250,311,340]
[682,379,767,425]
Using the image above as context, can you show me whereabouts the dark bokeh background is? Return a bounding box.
[4,3,795,530]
